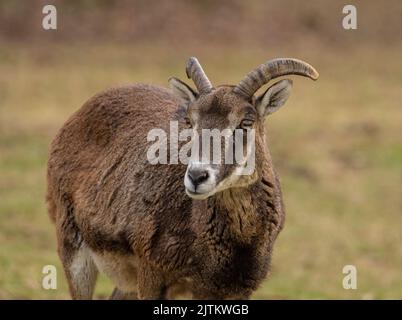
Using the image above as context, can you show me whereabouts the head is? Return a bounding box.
[169,57,319,199]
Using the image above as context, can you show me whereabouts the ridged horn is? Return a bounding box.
[233,58,319,98]
[186,57,213,94]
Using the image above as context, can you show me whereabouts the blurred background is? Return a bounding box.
[0,0,401,299]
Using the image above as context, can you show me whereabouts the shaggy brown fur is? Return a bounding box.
[47,82,286,299]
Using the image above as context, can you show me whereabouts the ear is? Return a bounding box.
[256,79,293,117]
[168,77,198,105]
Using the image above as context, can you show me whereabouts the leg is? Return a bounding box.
[137,261,166,300]
[90,250,139,299]
[52,194,98,299]
[60,243,98,300]
[109,287,138,300]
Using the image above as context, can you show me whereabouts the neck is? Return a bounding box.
[191,152,279,242]
[192,171,277,243]
[214,187,259,239]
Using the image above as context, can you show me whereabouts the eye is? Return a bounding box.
[240,119,254,129]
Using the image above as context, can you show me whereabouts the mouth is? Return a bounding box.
[185,188,213,200]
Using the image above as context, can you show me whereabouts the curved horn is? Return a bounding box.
[233,58,319,98]
[186,57,213,94]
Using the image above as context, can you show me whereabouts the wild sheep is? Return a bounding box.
[46,57,318,299]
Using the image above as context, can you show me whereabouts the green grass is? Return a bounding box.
[0,42,401,299]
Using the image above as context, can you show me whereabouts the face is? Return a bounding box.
[183,87,260,200]
[169,72,295,200]
[169,57,317,199]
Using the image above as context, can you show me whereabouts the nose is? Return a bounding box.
[188,169,209,186]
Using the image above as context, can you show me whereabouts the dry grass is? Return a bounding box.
[0,42,401,299]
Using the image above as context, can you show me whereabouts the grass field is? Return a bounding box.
[0,42,401,299]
